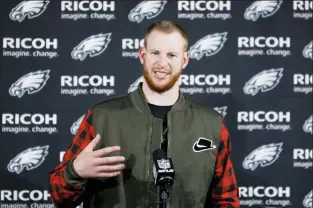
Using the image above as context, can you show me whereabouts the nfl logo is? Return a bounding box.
[157,159,171,169]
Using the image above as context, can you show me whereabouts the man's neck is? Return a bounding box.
[142,81,179,106]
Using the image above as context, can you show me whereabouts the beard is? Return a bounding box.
[143,64,182,93]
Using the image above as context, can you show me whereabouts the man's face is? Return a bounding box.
[139,30,189,93]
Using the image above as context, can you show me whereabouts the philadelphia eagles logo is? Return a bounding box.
[71,33,112,61]
[244,0,283,21]
[243,68,284,96]
[303,115,312,134]
[10,0,50,22]
[189,32,228,60]
[70,114,85,135]
[243,143,283,171]
[7,145,49,174]
[128,76,143,93]
[213,106,228,117]
[303,40,312,60]
[9,70,50,98]
[303,190,312,208]
[128,1,167,23]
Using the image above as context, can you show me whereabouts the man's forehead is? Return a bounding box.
[145,31,185,52]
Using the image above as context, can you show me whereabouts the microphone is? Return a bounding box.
[152,149,175,187]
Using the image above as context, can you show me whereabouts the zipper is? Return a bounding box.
[146,115,153,180]
[167,112,171,208]
[146,115,153,205]
[167,112,171,158]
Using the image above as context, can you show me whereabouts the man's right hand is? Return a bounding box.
[73,134,125,178]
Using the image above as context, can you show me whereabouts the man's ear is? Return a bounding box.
[182,51,189,69]
[139,47,145,64]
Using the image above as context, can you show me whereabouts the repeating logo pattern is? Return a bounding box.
[1,1,312,207]
[128,1,167,23]
[9,70,50,98]
[10,0,50,22]
[243,143,283,171]
[7,146,49,174]
[189,32,228,60]
[243,68,284,96]
[71,33,112,61]
[244,0,283,21]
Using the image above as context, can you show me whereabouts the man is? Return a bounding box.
[49,20,239,208]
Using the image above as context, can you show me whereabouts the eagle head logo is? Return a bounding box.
[243,143,283,171]
[9,0,50,22]
[7,146,49,174]
[243,68,283,96]
[189,32,227,60]
[9,70,50,98]
[244,0,283,21]
[71,33,112,61]
[128,1,167,23]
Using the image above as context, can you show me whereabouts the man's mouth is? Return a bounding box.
[153,70,169,79]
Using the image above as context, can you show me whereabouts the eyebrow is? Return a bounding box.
[148,49,179,54]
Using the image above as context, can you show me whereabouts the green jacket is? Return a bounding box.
[62,85,225,208]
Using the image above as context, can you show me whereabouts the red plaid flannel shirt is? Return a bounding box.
[49,109,239,208]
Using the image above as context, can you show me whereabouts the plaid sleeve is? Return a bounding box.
[49,109,95,208]
[207,122,240,208]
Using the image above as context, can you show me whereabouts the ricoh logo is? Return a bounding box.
[293,74,312,94]
[9,0,50,22]
[0,190,50,201]
[293,1,312,20]
[121,38,144,58]
[60,75,115,96]
[177,1,232,20]
[61,1,116,21]
[293,148,312,169]
[239,186,291,207]
[237,111,291,132]
[238,36,291,57]
[2,37,59,58]
[1,113,58,134]
[179,74,231,95]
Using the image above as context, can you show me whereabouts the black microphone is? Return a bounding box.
[152,149,175,187]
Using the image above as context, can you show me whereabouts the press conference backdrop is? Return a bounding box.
[0,0,312,207]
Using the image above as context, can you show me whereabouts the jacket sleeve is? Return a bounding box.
[207,122,240,208]
[49,109,95,208]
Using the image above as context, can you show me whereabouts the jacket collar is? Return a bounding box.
[130,83,187,114]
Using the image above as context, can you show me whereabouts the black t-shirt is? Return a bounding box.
[147,103,172,153]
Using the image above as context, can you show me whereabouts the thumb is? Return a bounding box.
[83,134,100,152]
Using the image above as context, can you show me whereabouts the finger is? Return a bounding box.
[96,171,121,178]
[94,156,125,165]
[96,164,125,172]
[93,146,121,157]
[83,134,100,152]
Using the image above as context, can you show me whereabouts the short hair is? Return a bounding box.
[144,20,189,51]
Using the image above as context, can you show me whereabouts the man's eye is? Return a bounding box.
[151,52,158,55]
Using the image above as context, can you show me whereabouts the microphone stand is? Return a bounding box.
[159,183,171,208]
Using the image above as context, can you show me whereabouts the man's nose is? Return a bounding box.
[157,54,168,67]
